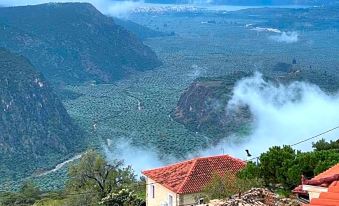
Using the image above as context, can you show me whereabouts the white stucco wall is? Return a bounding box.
[146,177,179,206]
[145,177,210,206]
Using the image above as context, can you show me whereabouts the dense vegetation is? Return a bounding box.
[113,18,172,41]
[0,181,43,206]
[59,3,339,168]
[203,171,263,200]
[1,139,337,205]
[2,1,339,194]
[0,3,161,84]
[200,139,339,201]
[239,139,339,194]
[0,150,145,206]
[0,49,84,187]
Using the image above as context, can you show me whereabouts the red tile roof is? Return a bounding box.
[142,155,246,194]
[302,164,339,187]
[312,164,339,181]
[304,181,339,206]
[297,164,339,206]
[293,164,339,195]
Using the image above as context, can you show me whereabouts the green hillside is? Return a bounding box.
[0,3,161,84]
[0,48,84,185]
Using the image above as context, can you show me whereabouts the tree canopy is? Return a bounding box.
[239,139,339,192]
[65,150,144,206]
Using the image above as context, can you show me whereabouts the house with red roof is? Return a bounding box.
[142,154,246,206]
[293,164,339,206]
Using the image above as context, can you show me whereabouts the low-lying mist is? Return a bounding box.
[105,72,339,174]
[270,31,299,43]
[203,72,339,159]
[248,25,299,43]
[103,138,164,174]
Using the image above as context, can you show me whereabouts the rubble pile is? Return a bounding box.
[207,188,301,206]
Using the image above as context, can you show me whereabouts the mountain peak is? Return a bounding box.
[0,3,161,84]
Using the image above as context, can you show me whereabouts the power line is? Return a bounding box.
[246,124,339,162]
[44,125,339,190]
[290,125,339,147]
[4,125,337,196]
[64,125,339,190]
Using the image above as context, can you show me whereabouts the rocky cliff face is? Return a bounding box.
[174,71,252,142]
[0,49,82,180]
[174,65,339,140]
[0,3,162,84]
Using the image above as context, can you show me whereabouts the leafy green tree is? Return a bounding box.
[0,192,23,206]
[20,181,41,200]
[283,149,339,188]
[0,181,41,206]
[313,139,339,151]
[66,150,138,204]
[239,145,339,191]
[131,176,146,200]
[238,161,261,180]
[99,189,145,206]
[258,145,296,187]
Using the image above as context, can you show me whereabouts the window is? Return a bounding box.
[168,194,173,206]
[149,184,155,199]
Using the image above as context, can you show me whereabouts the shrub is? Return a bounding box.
[203,171,263,200]
[239,144,339,191]
[99,189,145,206]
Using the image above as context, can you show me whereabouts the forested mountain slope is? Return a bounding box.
[0,3,161,84]
[0,49,83,182]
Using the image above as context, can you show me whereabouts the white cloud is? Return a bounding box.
[103,73,339,171]
[270,31,299,43]
[202,72,339,160]
[103,138,164,175]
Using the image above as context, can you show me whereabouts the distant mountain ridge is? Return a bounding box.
[145,0,338,5]
[114,18,171,40]
[0,48,83,182]
[0,3,161,84]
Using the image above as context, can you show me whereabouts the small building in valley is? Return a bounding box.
[142,154,246,206]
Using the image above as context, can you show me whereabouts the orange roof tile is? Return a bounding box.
[293,164,339,195]
[300,165,339,206]
[142,155,246,194]
[312,164,339,181]
[307,182,339,206]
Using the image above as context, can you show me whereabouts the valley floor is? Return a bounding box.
[4,8,339,190]
[64,10,339,163]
